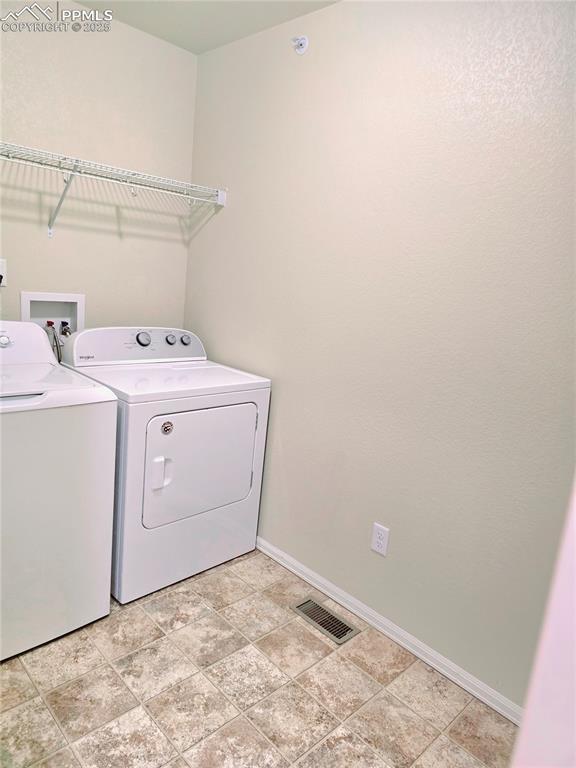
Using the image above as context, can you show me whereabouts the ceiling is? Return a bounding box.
[82,1,336,54]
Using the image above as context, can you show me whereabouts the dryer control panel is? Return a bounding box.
[62,327,207,367]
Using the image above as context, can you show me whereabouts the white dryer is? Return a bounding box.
[63,327,271,603]
[0,321,117,659]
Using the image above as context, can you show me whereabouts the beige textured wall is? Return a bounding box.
[185,1,575,705]
[0,2,196,326]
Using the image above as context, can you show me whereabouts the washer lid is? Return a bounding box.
[0,321,115,411]
[69,360,271,403]
[0,363,116,411]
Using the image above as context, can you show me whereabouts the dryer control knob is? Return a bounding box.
[136,331,151,347]
[166,334,177,345]
[180,334,192,346]
[0,335,10,348]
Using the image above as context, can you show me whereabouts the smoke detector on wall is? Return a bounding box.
[292,36,309,55]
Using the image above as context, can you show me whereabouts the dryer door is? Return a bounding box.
[142,403,257,529]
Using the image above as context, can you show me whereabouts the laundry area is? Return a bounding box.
[0,2,574,767]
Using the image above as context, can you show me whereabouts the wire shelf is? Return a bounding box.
[0,141,226,236]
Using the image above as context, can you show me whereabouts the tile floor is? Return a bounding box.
[0,550,518,768]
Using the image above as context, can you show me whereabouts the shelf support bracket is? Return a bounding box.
[48,166,77,237]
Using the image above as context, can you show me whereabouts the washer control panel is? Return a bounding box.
[0,321,59,363]
[62,327,207,367]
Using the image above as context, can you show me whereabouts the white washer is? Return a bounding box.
[63,327,271,603]
[0,321,117,659]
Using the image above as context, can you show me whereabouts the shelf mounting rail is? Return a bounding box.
[0,142,227,236]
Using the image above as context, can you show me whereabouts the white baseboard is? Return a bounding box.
[257,536,523,725]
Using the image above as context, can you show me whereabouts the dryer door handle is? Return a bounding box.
[150,456,173,490]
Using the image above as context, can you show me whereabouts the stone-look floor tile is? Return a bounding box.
[297,652,381,719]
[387,661,472,729]
[146,673,238,752]
[346,691,439,768]
[247,681,337,762]
[255,620,332,677]
[297,725,388,768]
[112,596,149,611]
[109,597,126,612]
[263,574,326,610]
[183,716,288,767]
[340,628,415,685]
[87,606,164,660]
[20,631,105,691]
[293,618,339,649]
[0,658,36,713]
[229,553,287,588]
[226,549,260,565]
[170,612,248,668]
[138,579,181,602]
[205,645,289,710]
[191,570,253,609]
[0,696,66,768]
[141,578,201,607]
[73,706,175,768]
[141,588,209,633]
[321,599,369,632]
[45,665,137,741]
[447,700,517,768]
[413,735,486,768]
[170,578,206,597]
[187,562,231,582]
[220,593,294,641]
[113,638,197,700]
[165,760,189,768]
[35,747,82,767]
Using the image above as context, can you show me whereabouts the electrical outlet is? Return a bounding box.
[371,523,389,556]
[0,259,6,287]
